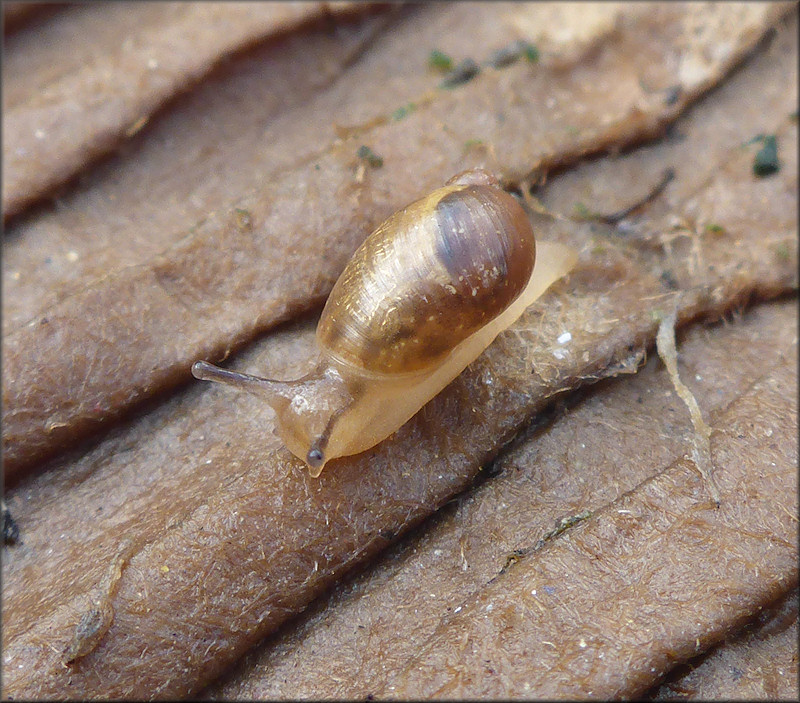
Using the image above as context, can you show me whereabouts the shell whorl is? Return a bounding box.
[316,183,536,376]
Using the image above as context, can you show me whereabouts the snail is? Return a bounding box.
[192,169,576,476]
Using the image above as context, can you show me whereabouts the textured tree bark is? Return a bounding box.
[206,300,799,701]
[3,2,790,479]
[2,1,370,218]
[2,3,797,700]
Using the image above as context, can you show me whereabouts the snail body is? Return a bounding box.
[192,169,576,476]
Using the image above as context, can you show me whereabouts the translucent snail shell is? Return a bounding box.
[192,169,576,476]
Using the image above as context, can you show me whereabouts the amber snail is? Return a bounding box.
[192,169,576,476]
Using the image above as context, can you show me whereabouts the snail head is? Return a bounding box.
[191,361,355,475]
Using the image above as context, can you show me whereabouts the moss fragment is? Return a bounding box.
[428,49,453,72]
[440,58,480,89]
[357,145,383,168]
[488,40,539,68]
[391,103,416,122]
[742,133,765,147]
[522,43,540,63]
[752,134,779,177]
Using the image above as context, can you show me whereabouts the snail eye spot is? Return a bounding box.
[307,448,325,469]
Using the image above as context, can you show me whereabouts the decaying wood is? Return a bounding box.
[2,3,797,700]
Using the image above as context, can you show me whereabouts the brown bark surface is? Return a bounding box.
[2,2,797,700]
[651,590,798,701]
[1,1,368,218]
[374,309,797,698]
[207,300,798,700]
[3,1,791,478]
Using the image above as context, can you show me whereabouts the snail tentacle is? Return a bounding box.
[191,361,297,403]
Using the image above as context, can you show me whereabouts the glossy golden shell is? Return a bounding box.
[316,182,536,375]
